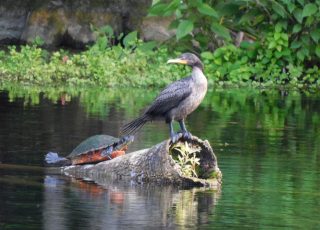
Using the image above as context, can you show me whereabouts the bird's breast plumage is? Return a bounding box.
[168,67,207,121]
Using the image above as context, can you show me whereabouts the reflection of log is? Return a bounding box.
[62,136,222,188]
[43,175,220,228]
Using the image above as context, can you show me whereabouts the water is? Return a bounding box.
[0,86,320,229]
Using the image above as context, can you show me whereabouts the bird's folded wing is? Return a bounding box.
[146,77,192,115]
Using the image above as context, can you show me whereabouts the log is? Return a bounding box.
[62,136,222,188]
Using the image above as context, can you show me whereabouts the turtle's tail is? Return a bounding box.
[44,152,71,167]
[121,114,151,135]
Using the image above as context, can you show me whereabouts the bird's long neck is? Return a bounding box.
[193,62,204,71]
[191,66,207,90]
[192,66,206,80]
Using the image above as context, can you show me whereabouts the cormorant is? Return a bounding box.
[121,53,207,143]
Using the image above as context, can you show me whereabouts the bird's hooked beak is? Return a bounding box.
[167,58,188,65]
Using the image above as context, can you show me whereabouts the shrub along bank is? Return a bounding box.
[0,24,319,89]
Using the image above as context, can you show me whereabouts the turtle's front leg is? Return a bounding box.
[101,146,113,159]
[110,150,126,158]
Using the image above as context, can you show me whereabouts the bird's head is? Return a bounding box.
[167,53,203,70]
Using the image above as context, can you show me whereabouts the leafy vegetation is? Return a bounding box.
[0,30,187,88]
[0,1,320,88]
[170,141,201,178]
[149,0,320,88]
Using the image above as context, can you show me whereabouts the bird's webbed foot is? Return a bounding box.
[178,120,192,141]
[182,131,192,140]
[170,132,181,144]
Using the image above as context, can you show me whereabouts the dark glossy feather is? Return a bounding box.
[121,114,150,135]
[121,78,191,135]
[146,76,192,116]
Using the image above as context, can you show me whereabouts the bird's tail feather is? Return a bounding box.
[121,115,150,135]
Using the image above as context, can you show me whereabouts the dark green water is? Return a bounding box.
[0,86,319,229]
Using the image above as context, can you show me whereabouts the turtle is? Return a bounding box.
[44,135,134,167]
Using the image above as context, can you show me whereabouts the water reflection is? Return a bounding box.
[1,86,319,166]
[1,85,320,229]
[43,175,219,230]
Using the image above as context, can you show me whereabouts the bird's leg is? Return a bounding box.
[179,120,192,140]
[169,120,180,143]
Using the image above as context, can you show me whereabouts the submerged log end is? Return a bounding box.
[62,135,222,188]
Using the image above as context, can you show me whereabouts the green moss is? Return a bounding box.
[28,9,67,35]
[207,171,220,180]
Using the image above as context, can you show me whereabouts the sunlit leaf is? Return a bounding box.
[292,24,302,33]
[210,22,231,40]
[148,3,167,16]
[201,51,214,60]
[275,23,282,33]
[100,25,113,37]
[137,41,157,53]
[293,8,303,23]
[281,33,288,41]
[163,0,180,16]
[272,1,287,18]
[302,3,318,18]
[287,2,296,13]
[197,3,218,18]
[123,31,138,48]
[176,20,194,40]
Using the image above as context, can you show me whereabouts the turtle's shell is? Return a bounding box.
[68,135,119,158]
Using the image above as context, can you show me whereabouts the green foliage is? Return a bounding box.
[0,28,186,88]
[1,5,320,89]
[32,36,45,47]
[150,0,320,62]
[263,1,320,64]
[149,0,230,51]
[149,0,320,87]
[176,20,194,40]
[200,26,320,87]
[170,142,201,178]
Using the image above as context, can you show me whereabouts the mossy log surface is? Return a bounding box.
[62,136,222,188]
